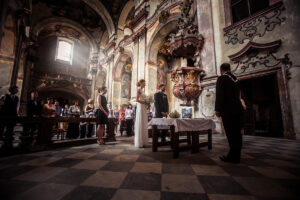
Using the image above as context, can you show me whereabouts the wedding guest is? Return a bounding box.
[26,90,42,118]
[107,103,114,118]
[85,99,95,138]
[54,100,62,117]
[61,104,69,117]
[125,104,134,137]
[67,100,80,139]
[0,85,19,144]
[61,104,69,132]
[43,98,56,117]
[96,86,108,144]
[118,105,125,136]
[119,112,126,136]
[114,105,119,134]
[147,105,153,122]
[26,90,42,136]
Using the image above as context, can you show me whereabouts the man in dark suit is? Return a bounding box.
[26,90,42,136]
[215,63,244,163]
[26,90,42,117]
[154,84,169,142]
[0,85,19,144]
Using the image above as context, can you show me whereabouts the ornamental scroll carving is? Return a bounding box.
[223,2,285,45]
[229,40,292,75]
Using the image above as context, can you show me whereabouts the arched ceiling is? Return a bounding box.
[32,0,130,47]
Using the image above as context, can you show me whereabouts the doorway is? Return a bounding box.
[240,74,283,137]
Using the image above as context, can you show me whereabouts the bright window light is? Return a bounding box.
[56,39,73,64]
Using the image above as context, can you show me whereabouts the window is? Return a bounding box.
[55,38,74,64]
[231,0,269,23]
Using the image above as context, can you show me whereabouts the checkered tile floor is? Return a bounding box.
[0,134,299,200]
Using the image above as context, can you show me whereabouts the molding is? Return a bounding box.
[228,40,291,75]
[223,2,285,45]
[132,6,149,29]
[229,40,281,62]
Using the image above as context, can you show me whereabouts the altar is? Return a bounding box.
[148,118,215,158]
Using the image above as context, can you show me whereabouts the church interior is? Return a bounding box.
[0,0,300,199]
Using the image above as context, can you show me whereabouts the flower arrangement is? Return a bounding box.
[169,110,180,118]
[144,95,154,104]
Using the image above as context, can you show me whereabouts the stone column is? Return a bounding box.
[107,55,114,103]
[138,29,147,80]
[196,0,217,78]
[19,42,38,116]
[131,37,139,101]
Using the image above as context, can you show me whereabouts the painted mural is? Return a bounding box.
[121,60,132,99]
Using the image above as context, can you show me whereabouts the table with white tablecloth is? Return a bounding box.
[148,118,216,158]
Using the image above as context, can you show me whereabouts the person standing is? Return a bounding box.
[54,100,62,117]
[215,63,245,163]
[85,99,95,138]
[114,105,119,134]
[125,104,134,137]
[26,90,42,136]
[43,98,56,117]
[134,79,149,148]
[154,84,169,143]
[0,85,19,145]
[67,100,81,139]
[96,86,108,145]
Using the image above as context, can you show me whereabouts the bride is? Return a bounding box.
[134,79,149,148]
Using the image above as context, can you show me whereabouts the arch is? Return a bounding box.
[116,0,134,44]
[37,87,88,105]
[82,0,115,37]
[146,15,180,64]
[113,51,134,81]
[32,17,98,53]
[118,0,134,29]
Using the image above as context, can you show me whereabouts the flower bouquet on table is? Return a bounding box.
[168,110,180,118]
[144,94,154,104]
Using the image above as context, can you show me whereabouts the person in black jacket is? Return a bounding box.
[26,91,42,117]
[154,84,169,142]
[0,85,19,144]
[215,63,244,163]
[26,90,42,136]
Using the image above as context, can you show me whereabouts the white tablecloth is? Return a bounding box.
[148,118,216,132]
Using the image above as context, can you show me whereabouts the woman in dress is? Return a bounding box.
[134,79,149,148]
[96,86,108,145]
[114,105,119,134]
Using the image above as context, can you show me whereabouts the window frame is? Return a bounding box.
[55,37,74,65]
[224,0,280,27]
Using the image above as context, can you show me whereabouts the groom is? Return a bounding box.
[154,84,169,143]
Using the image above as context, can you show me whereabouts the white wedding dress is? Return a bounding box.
[134,88,148,148]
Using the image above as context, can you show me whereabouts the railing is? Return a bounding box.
[0,117,117,155]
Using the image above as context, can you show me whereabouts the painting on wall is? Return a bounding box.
[113,82,121,106]
[157,56,169,88]
[121,60,132,99]
[121,73,131,98]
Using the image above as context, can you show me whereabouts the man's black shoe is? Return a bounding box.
[219,156,240,163]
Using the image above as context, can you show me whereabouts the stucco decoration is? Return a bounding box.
[229,40,291,75]
[113,82,121,106]
[148,67,157,93]
[200,90,216,118]
[223,2,285,45]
